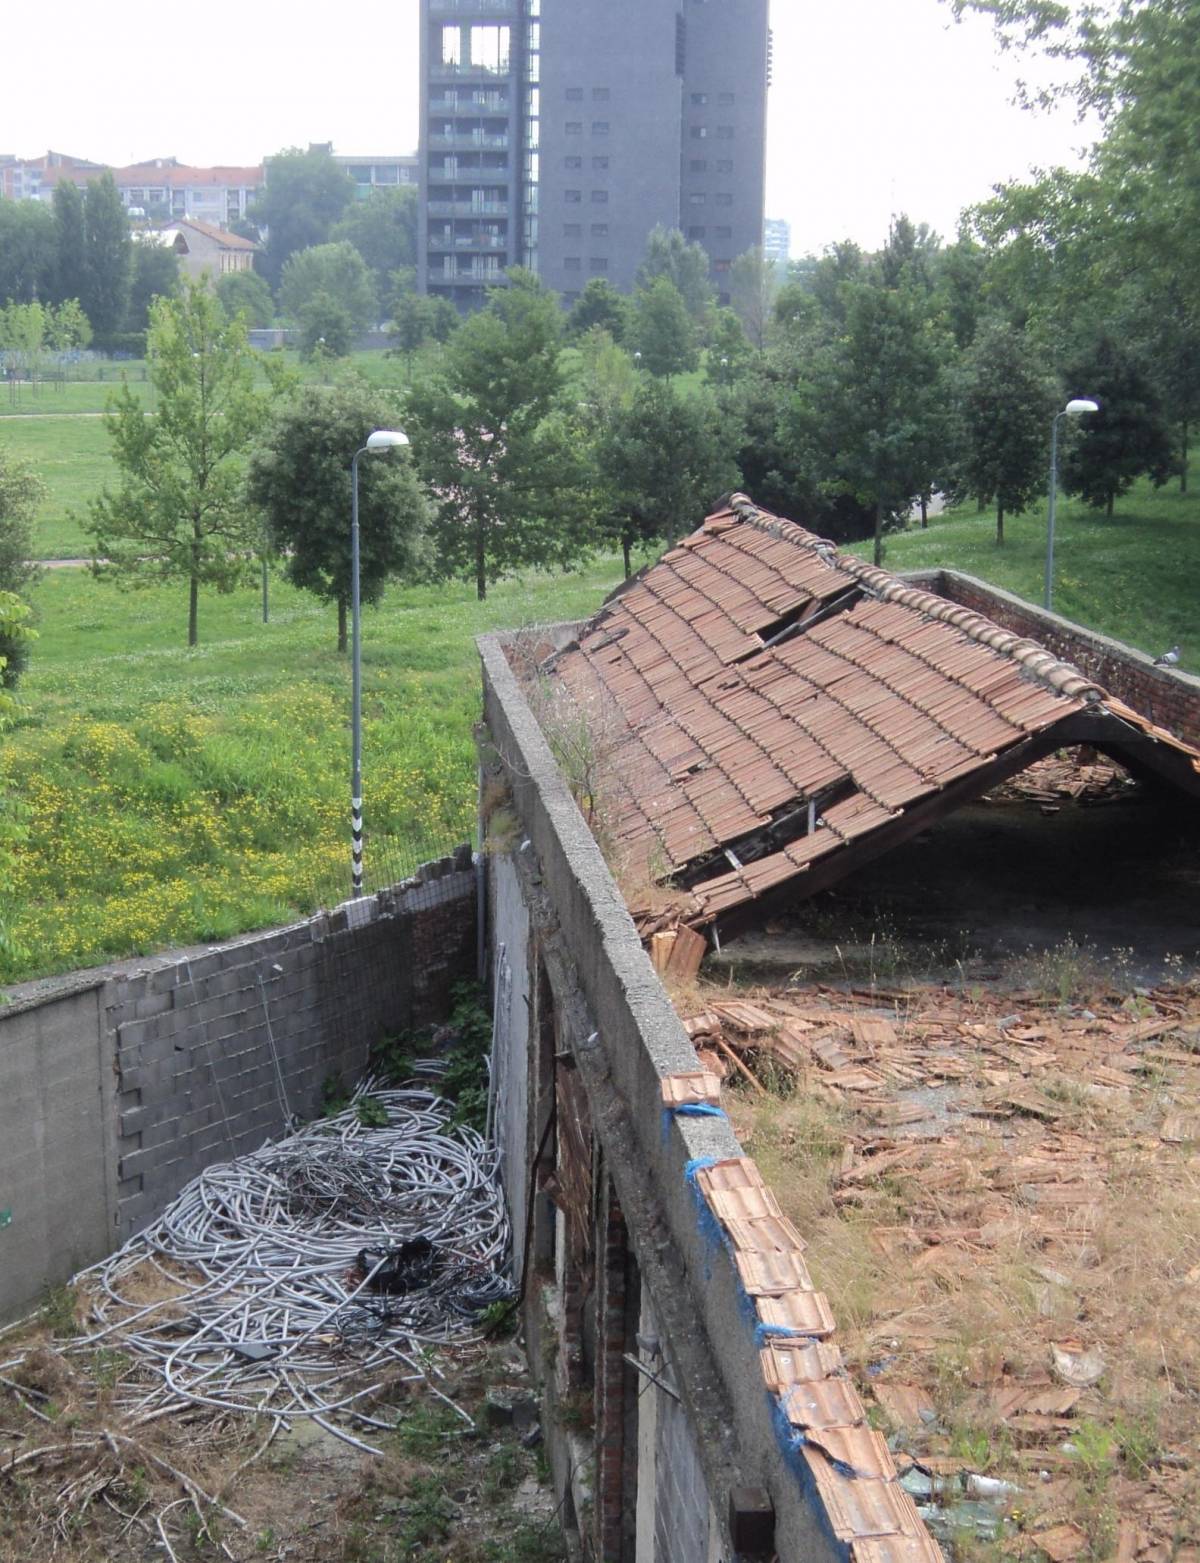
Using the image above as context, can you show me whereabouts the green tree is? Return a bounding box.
[0,449,44,687]
[81,174,133,338]
[247,381,427,651]
[0,200,57,305]
[566,277,629,342]
[636,225,715,322]
[730,246,779,350]
[1060,333,1174,514]
[126,238,180,332]
[629,277,698,379]
[45,299,92,352]
[595,378,740,573]
[330,186,418,316]
[51,181,87,307]
[216,269,275,328]
[705,307,751,387]
[252,146,356,290]
[280,241,377,334]
[958,319,1056,542]
[297,292,356,359]
[87,283,273,646]
[403,270,588,600]
[795,276,952,564]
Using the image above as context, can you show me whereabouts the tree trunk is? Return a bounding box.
[1107,490,1114,518]
[475,526,487,602]
[622,531,632,579]
[920,495,928,529]
[996,504,1004,545]
[873,499,883,568]
[337,596,347,654]
[1181,419,1189,493]
[188,574,198,648]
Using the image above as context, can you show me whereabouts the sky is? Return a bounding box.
[4,0,1096,258]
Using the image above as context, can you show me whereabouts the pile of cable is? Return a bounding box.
[46,1085,513,1453]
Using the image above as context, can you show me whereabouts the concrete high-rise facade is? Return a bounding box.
[418,0,769,311]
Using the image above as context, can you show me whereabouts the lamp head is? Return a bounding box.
[365,428,409,452]
[1064,398,1099,416]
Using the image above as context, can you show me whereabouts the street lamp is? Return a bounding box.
[350,428,410,897]
[1044,398,1099,612]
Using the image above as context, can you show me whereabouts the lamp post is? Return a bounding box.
[1044,398,1099,612]
[350,428,410,897]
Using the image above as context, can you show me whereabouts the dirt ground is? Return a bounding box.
[0,1301,565,1563]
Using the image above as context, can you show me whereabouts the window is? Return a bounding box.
[592,120,609,135]
[565,86,583,101]
[565,121,582,134]
[591,189,608,203]
[591,156,609,170]
[469,24,509,71]
[687,191,706,204]
[564,155,582,169]
[590,222,608,236]
[590,256,608,271]
[715,192,733,206]
[715,224,732,238]
[690,91,708,105]
[440,24,462,65]
[718,91,735,105]
[690,126,708,139]
[687,225,706,239]
[564,222,582,236]
[565,189,582,203]
[716,159,733,174]
[564,256,581,271]
[717,125,734,139]
[690,159,707,173]
[593,86,610,101]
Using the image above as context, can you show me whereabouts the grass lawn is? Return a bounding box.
[0,558,627,984]
[0,375,151,417]
[850,478,1200,673]
[1,416,120,558]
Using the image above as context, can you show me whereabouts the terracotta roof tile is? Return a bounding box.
[549,494,1200,924]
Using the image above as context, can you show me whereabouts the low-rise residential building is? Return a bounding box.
[150,218,258,282]
[111,159,263,226]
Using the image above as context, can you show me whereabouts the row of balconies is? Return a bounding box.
[429,93,508,112]
[430,259,506,280]
[427,232,508,251]
[428,132,510,150]
[428,0,512,12]
[429,60,512,79]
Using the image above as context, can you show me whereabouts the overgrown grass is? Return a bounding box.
[855,477,1200,671]
[0,558,627,985]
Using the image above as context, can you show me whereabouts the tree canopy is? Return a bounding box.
[248,381,428,650]
[252,146,356,290]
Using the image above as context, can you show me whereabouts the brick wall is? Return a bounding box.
[0,850,476,1318]
[910,570,1200,748]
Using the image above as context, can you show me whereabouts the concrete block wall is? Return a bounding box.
[911,569,1200,748]
[479,632,852,1563]
[0,850,476,1320]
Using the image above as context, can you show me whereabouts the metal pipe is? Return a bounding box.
[351,447,365,897]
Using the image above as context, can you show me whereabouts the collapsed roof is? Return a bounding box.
[549,494,1200,941]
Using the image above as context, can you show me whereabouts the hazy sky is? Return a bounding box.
[5,0,1095,257]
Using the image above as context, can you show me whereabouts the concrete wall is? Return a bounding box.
[479,634,855,1563]
[0,850,475,1321]
[912,569,1200,749]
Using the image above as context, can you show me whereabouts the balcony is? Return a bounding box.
[429,0,512,12]
[429,59,512,80]
[429,93,508,113]
[427,233,510,252]
[427,132,509,151]
[427,199,510,217]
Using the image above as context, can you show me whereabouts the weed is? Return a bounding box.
[1020,935,1103,1003]
[397,1474,455,1550]
[485,1522,569,1562]
[555,1388,594,1432]
[321,1073,349,1116]
[39,1284,78,1337]
[356,1095,389,1129]
[483,1442,523,1499]
[1067,1419,1117,1490]
[393,1402,464,1458]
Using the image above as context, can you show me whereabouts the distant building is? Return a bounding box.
[417,0,771,313]
[150,219,258,284]
[111,160,263,227]
[0,150,106,201]
[764,217,790,267]
[331,153,418,200]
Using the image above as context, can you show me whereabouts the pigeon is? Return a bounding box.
[1153,645,1181,667]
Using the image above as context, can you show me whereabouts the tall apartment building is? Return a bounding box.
[417,0,769,312]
